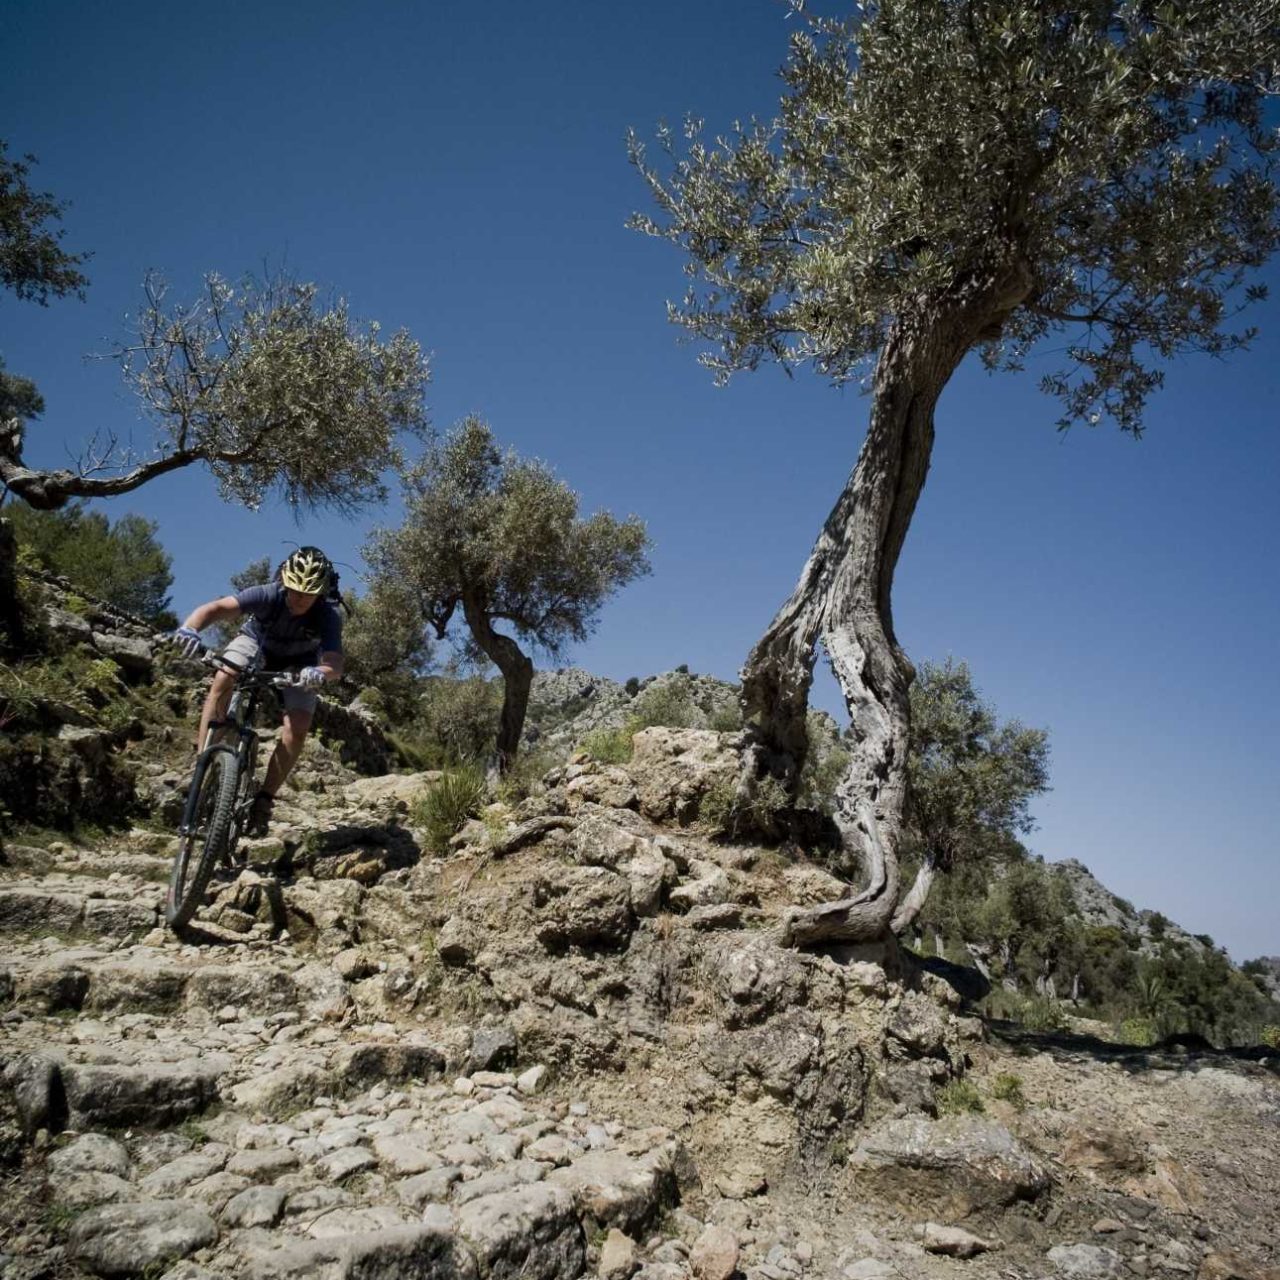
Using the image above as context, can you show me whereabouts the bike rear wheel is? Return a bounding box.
[166,748,239,929]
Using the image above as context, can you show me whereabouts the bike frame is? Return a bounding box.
[178,654,291,853]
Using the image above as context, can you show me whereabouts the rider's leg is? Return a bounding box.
[195,668,236,753]
[261,707,313,797]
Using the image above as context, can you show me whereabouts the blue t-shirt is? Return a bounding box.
[235,583,343,662]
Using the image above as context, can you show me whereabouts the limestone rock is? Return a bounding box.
[600,1227,640,1280]
[92,630,154,675]
[456,1182,585,1280]
[849,1114,1050,1221]
[548,1145,678,1234]
[67,1200,218,1276]
[690,1224,740,1280]
[921,1222,1000,1258]
[222,1185,288,1228]
[62,1055,233,1129]
[47,1132,131,1179]
[1047,1243,1125,1278]
[533,865,634,952]
[629,728,739,824]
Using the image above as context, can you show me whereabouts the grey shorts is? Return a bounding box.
[221,635,318,714]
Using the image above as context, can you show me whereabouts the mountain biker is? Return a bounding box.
[172,546,344,837]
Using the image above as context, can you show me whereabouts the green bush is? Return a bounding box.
[411,763,487,854]
[936,1079,984,1115]
[496,745,564,805]
[580,724,635,765]
[699,772,789,838]
[990,1073,1026,1109]
[1260,1025,1280,1049]
[1022,996,1070,1032]
[1117,1016,1158,1046]
[708,703,743,732]
[419,675,502,764]
[630,675,699,730]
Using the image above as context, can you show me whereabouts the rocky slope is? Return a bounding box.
[2,724,1278,1280]
[3,577,1279,1279]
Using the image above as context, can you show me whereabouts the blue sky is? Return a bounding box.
[4,2,1277,960]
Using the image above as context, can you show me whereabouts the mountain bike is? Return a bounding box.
[165,651,306,930]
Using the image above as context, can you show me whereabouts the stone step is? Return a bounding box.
[30,1063,684,1280]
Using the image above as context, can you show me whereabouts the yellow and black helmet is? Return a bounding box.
[279,546,334,595]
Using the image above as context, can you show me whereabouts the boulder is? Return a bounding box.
[691,1224,740,1280]
[67,1200,218,1276]
[455,1183,585,1280]
[849,1114,1050,1220]
[1047,1243,1125,1278]
[533,865,634,952]
[547,1144,679,1234]
[629,728,739,824]
[93,630,154,676]
[62,1055,234,1130]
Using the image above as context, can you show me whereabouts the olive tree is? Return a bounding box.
[1,271,429,513]
[365,418,651,771]
[0,141,91,638]
[895,659,1049,931]
[631,1,1279,944]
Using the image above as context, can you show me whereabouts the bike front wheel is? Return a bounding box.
[166,747,239,929]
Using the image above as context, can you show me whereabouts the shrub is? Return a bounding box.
[630,675,699,730]
[699,773,789,839]
[624,676,641,697]
[708,702,743,732]
[496,745,564,804]
[936,1079,984,1115]
[420,675,502,764]
[1022,996,1070,1032]
[580,724,635,765]
[1117,1016,1158,1047]
[1260,1025,1280,1049]
[990,1073,1026,1109]
[411,763,487,854]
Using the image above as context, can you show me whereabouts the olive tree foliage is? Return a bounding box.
[630,1,1279,945]
[341,578,436,714]
[1,141,91,644]
[1,271,430,513]
[0,141,90,305]
[894,658,1050,930]
[365,418,652,770]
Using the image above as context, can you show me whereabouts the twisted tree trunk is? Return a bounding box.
[460,593,533,775]
[750,263,1033,948]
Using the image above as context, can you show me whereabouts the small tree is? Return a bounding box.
[341,578,436,715]
[0,140,90,304]
[2,271,428,513]
[7,501,177,626]
[365,418,651,771]
[894,659,1049,930]
[632,3,1280,944]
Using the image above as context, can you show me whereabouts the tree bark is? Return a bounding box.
[0,513,22,648]
[891,851,939,934]
[760,260,1034,949]
[460,593,533,775]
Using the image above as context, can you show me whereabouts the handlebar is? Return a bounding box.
[199,651,306,688]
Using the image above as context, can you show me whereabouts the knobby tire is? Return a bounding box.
[166,747,239,929]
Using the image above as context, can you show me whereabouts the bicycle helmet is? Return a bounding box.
[279,546,334,595]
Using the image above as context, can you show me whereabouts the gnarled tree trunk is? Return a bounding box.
[751,263,1033,948]
[461,593,533,775]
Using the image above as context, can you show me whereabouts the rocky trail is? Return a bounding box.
[2,726,1278,1280]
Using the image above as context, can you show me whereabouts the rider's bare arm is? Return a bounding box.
[182,596,241,633]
